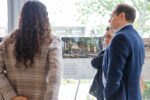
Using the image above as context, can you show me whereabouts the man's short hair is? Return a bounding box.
[113,4,136,23]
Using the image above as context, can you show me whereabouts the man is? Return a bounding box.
[102,4,145,100]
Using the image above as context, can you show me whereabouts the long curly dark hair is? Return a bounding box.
[9,1,51,68]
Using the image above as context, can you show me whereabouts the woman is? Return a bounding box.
[89,27,113,100]
[0,1,62,100]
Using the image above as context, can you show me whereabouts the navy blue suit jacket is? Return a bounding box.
[102,25,145,100]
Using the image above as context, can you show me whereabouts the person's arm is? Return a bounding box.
[91,51,104,69]
[104,34,130,100]
[0,42,17,100]
[44,37,63,100]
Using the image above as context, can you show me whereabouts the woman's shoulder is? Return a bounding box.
[48,34,61,48]
[1,29,19,46]
[43,33,60,45]
[50,34,61,41]
[0,33,14,47]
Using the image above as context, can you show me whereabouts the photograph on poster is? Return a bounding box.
[62,37,104,58]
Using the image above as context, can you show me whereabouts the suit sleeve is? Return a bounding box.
[0,42,17,100]
[45,37,63,100]
[104,34,130,100]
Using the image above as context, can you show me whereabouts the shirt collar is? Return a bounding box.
[113,23,132,34]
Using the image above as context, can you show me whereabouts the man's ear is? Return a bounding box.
[119,12,126,19]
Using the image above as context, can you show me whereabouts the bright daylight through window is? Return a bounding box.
[40,0,150,100]
[0,0,8,37]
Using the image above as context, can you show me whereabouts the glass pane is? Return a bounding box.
[40,0,108,37]
[39,0,150,100]
[0,0,8,37]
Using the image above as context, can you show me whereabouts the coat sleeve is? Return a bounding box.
[91,51,104,69]
[44,36,63,100]
[0,42,17,100]
[104,34,130,100]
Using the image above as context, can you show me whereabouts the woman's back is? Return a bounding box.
[0,1,62,100]
[0,33,62,100]
[0,1,63,99]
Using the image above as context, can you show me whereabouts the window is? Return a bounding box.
[0,0,8,37]
[40,0,150,100]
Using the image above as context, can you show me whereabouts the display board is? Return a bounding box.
[63,58,96,79]
[62,37,150,80]
[62,37,104,79]
[141,38,150,80]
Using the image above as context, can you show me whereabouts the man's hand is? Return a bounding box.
[12,96,28,100]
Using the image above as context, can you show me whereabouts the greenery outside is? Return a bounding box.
[75,0,150,37]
